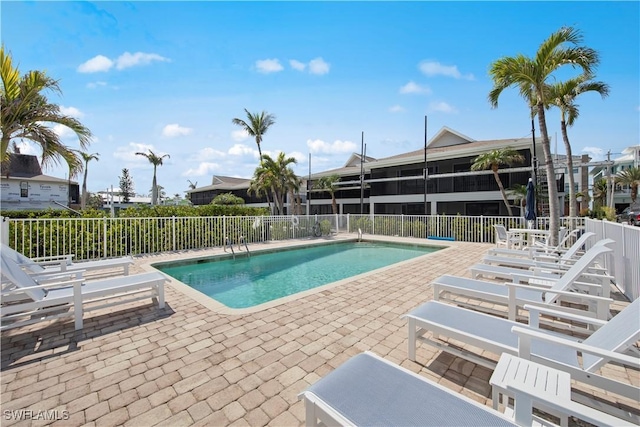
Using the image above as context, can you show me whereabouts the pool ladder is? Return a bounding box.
[225,236,250,259]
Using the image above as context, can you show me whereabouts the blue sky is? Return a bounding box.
[2,1,639,199]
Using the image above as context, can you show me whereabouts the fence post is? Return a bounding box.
[172,216,176,251]
[401,214,404,237]
[103,218,108,258]
[1,217,8,245]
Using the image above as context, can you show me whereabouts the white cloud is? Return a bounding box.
[77,55,113,73]
[86,81,108,89]
[389,105,405,113]
[182,162,220,176]
[428,101,458,114]
[419,60,475,80]
[307,139,357,154]
[582,146,605,161]
[78,52,169,73]
[399,81,431,95]
[116,52,170,70]
[289,151,307,163]
[228,143,259,157]
[231,129,250,142]
[308,57,330,75]
[162,124,193,138]
[52,124,76,139]
[255,58,284,73]
[195,147,226,161]
[289,59,306,71]
[113,142,159,163]
[59,106,84,118]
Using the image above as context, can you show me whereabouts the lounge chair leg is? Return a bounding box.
[408,318,417,361]
[73,281,83,330]
[157,283,165,309]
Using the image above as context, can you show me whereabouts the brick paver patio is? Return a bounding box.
[1,235,638,426]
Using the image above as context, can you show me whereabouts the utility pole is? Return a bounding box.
[424,115,428,215]
[606,150,614,209]
[359,132,364,214]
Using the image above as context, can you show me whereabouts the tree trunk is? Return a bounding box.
[537,103,560,247]
[493,169,513,216]
[81,168,88,209]
[331,193,338,214]
[560,119,577,217]
[152,169,158,205]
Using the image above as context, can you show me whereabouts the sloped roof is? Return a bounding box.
[1,154,77,184]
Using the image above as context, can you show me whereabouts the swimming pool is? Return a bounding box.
[155,241,439,309]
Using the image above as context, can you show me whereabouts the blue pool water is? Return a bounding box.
[156,241,439,309]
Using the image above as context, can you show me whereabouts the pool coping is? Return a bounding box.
[139,235,454,315]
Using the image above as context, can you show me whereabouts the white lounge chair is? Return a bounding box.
[403,299,640,420]
[486,231,594,260]
[481,238,613,271]
[299,351,518,426]
[433,265,613,326]
[1,255,166,331]
[470,240,614,290]
[1,243,134,277]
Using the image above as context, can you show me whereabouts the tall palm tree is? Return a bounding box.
[471,148,524,216]
[259,152,298,214]
[1,46,92,173]
[248,166,274,213]
[314,174,341,215]
[592,178,608,208]
[615,166,640,204]
[135,149,170,205]
[547,75,610,217]
[508,183,528,216]
[77,151,99,209]
[488,26,599,245]
[232,109,275,161]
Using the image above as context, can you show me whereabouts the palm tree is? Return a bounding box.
[508,183,528,216]
[1,46,92,173]
[615,167,640,204]
[232,109,275,161]
[248,166,274,213]
[471,148,525,216]
[314,174,341,215]
[77,151,99,209]
[259,152,298,214]
[135,149,170,205]
[547,75,610,217]
[592,178,608,208]
[488,26,599,245]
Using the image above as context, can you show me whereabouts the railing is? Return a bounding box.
[4,213,636,299]
[585,218,640,302]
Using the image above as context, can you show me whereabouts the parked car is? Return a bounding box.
[617,205,640,226]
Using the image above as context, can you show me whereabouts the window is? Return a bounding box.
[20,181,28,198]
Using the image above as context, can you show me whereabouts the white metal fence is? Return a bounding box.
[4,213,635,300]
[585,218,640,302]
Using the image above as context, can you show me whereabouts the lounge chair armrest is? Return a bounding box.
[511,326,640,369]
[523,304,609,326]
[1,277,84,295]
[505,283,612,303]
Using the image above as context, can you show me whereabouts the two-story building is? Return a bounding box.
[0,154,79,211]
[189,127,573,217]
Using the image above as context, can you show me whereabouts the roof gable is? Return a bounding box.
[428,126,475,149]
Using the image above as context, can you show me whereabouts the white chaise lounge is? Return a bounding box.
[299,351,517,426]
[434,244,614,323]
[298,351,634,427]
[403,299,640,420]
[1,255,167,331]
[470,239,614,287]
[1,243,134,277]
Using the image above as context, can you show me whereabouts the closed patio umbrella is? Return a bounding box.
[524,178,536,228]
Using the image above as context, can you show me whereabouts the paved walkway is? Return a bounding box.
[1,236,638,426]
